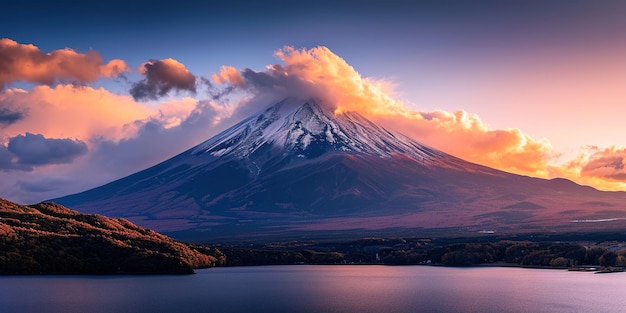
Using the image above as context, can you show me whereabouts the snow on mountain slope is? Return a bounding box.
[194,98,444,164]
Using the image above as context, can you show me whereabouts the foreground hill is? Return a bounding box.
[55,98,626,242]
[0,198,225,274]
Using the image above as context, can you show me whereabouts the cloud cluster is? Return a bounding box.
[0,38,129,89]
[6,133,87,168]
[2,43,626,203]
[212,46,553,176]
[0,84,215,139]
[377,110,553,176]
[209,46,626,190]
[0,85,152,142]
[0,81,233,202]
[130,58,197,101]
[0,40,221,202]
[581,146,626,181]
[0,145,22,171]
[0,108,24,126]
[0,84,215,175]
[212,66,244,87]
[550,146,626,191]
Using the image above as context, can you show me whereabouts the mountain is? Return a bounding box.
[0,198,225,274]
[55,98,626,242]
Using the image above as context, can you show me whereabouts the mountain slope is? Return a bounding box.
[0,198,225,274]
[54,98,626,242]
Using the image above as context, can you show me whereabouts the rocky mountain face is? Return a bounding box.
[55,98,626,242]
[0,198,225,274]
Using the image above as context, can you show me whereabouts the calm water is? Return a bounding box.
[1,265,625,313]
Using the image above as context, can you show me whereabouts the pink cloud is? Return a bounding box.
[581,147,626,181]
[0,85,151,143]
[0,38,130,89]
[0,83,231,202]
[212,66,245,87]
[100,59,131,78]
[550,146,626,191]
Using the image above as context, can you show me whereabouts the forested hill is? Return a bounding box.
[0,198,225,274]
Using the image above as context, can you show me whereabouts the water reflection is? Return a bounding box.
[1,266,625,313]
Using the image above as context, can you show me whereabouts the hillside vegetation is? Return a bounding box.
[0,198,225,274]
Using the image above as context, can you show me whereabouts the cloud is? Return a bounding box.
[0,85,152,142]
[0,84,217,160]
[550,146,626,191]
[212,66,245,87]
[1,44,622,203]
[130,58,196,101]
[0,38,130,89]
[16,178,72,193]
[212,46,554,176]
[0,144,24,171]
[4,133,87,169]
[86,99,230,177]
[581,147,626,181]
[375,110,553,176]
[99,59,131,78]
[0,81,235,202]
[0,108,24,126]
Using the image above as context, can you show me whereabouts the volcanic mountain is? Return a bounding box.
[55,98,626,242]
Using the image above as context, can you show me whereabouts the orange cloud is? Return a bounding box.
[0,83,220,148]
[0,84,213,175]
[100,59,131,78]
[0,38,130,89]
[550,146,626,191]
[153,97,198,129]
[580,147,626,181]
[212,65,245,87]
[0,85,151,143]
[214,46,554,177]
[374,111,553,176]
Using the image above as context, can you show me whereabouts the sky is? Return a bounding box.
[2,0,626,204]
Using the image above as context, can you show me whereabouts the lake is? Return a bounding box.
[1,265,624,313]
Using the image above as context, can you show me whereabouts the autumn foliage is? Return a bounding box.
[0,199,225,274]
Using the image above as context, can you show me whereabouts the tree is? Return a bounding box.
[599,251,617,267]
[549,257,569,267]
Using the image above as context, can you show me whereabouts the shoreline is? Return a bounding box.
[206,261,625,274]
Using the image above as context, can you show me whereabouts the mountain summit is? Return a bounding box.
[195,98,441,166]
[55,98,626,242]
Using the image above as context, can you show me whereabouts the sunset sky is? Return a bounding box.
[2,0,626,203]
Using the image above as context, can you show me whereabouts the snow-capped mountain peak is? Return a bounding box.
[194,98,441,163]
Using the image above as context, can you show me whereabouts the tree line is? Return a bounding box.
[377,240,626,267]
